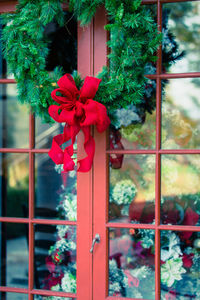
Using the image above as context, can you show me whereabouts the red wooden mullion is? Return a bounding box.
[76,18,94,300]
[93,7,108,300]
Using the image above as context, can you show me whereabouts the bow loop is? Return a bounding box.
[48,73,110,173]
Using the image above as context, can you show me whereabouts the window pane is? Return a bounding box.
[34,224,76,293]
[35,11,77,149]
[35,117,61,149]
[161,230,200,299]
[0,223,28,288]
[0,85,29,149]
[109,155,155,224]
[162,1,200,73]
[0,153,29,218]
[162,78,200,149]
[161,155,200,226]
[109,80,156,150]
[109,228,155,299]
[0,293,28,300]
[35,154,77,220]
[144,5,157,75]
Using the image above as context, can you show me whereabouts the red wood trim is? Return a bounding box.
[0,217,28,223]
[107,223,200,231]
[0,1,17,13]
[93,7,108,300]
[0,217,76,225]
[147,72,200,79]
[31,289,76,298]
[32,219,77,225]
[2,148,200,154]
[0,79,16,83]
[0,286,28,293]
[158,225,200,232]
[107,223,156,229]
[107,297,151,300]
[76,19,94,300]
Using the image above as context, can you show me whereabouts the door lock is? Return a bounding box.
[90,234,100,253]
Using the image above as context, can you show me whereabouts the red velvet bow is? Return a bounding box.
[48,74,110,172]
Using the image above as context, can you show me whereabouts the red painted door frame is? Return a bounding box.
[77,7,108,300]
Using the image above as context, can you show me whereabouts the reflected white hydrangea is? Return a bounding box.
[111,179,137,205]
[161,232,182,262]
[161,257,186,287]
[61,270,76,293]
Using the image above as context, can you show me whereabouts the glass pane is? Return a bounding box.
[162,1,200,73]
[109,155,155,224]
[109,80,156,150]
[0,22,8,79]
[35,154,77,221]
[0,223,28,288]
[161,155,200,226]
[0,85,29,149]
[35,11,77,149]
[109,228,155,299]
[0,153,29,218]
[161,230,200,299]
[144,5,157,75]
[34,224,76,293]
[162,78,200,149]
[35,117,62,149]
[0,293,28,300]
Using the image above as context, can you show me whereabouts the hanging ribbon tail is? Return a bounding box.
[63,124,80,172]
[48,133,65,164]
[48,124,80,173]
[77,126,95,172]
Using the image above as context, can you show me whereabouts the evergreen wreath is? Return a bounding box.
[2,0,162,125]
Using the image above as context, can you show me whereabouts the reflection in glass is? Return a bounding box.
[34,225,76,293]
[35,117,61,149]
[161,155,200,226]
[109,155,155,224]
[162,78,200,149]
[161,230,200,299]
[162,1,200,73]
[0,153,29,218]
[109,80,156,150]
[0,223,28,288]
[0,293,28,300]
[109,228,155,299]
[35,154,77,220]
[144,5,157,75]
[0,85,29,148]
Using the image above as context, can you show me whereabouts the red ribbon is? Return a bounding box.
[48,74,110,172]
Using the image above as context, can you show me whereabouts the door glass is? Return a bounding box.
[0,153,29,218]
[161,154,200,226]
[0,85,29,149]
[162,78,200,149]
[162,1,200,74]
[0,293,28,300]
[109,228,155,299]
[0,223,28,288]
[109,155,155,224]
[34,224,76,294]
[161,230,200,299]
[109,80,156,150]
[34,154,77,221]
